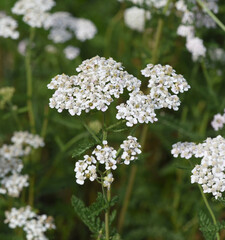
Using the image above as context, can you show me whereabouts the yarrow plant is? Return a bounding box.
[47,55,190,239]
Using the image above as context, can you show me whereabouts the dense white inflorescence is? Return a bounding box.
[0,12,19,39]
[124,6,151,32]
[186,37,206,61]
[0,132,44,197]
[5,206,55,240]
[171,135,225,199]
[48,56,141,116]
[74,137,142,188]
[64,46,80,60]
[44,11,97,43]
[120,136,142,164]
[0,174,29,197]
[211,111,225,131]
[12,0,55,28]
[116,91,157,127]
[117,64,190,126]
[176,0,210,61]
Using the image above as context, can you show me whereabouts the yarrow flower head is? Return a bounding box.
[0,132,44,197]
[124,6,151,32]
[44,11,97,43]
[12,0,55,28]
[0,12,19,39]
[74,137,142,188]
[48,56,141,116]
[64,46,80,60]
[186,37,206,61]
[211,111,225,131]
[172,135,225,199]
[5,206,55,240]
[116,64,190,127]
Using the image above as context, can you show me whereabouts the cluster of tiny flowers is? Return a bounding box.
[0,87,15,109]
[64,46,80,60]
[44,11,97,43]
[11,131,45,149]
[116,91,157,127]
[211,110,225,131]
[75,137,141,187]
[176,0,207,61]
[176,0,218,28]
[117,64,190,127]
[12,0,55,28]
[171,135,225,199]
[120,136,141,164]
[124,6,151,32]
[0,12,19,39]
[48,56,141,116]
[0,132,44,197]
[5,206,55,240]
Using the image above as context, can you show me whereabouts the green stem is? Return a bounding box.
[41,106,49,138]
[25,27,36,134]
[83,123,101,143]
[28,175,35,206]
[198,185,220,240]
[196,0,225,32]
[105,188,111,240]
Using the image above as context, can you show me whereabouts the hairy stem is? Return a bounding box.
[25,27,36,133]
[105,188,111,240]
[198,185,220,240]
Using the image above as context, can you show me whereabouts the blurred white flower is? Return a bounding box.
[0,12,19,39]
[186,37,206,61]
[64,46,80,60]
[124,6,151,32]
[12,0,55,28]
[5,206,55,239]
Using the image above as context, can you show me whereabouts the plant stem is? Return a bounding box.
[83,123,101,143]
[28,175,35,206]
[25,27,36,134]
[196,0,225,32]
[105,187,111,240]
[198,185,220,240]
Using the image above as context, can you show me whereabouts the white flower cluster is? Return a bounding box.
[5,206,55,240]
[74,137,141,188]
[211,110,225,131]
[0,12,19,39]
[48,56,141,116]
[124,6,151,32]
[64,46,80,60]
[120,136,142,165]
[44,11,97,43]
[0,131,44,197]
[176,0,207,61]
[176,0,218,29]
[117,64,190,127]
[171,135,225,199]
[12,0,55,28]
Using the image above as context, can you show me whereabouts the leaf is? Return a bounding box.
[198,210,218,240]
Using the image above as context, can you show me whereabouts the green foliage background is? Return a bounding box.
[0,0,225,239]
